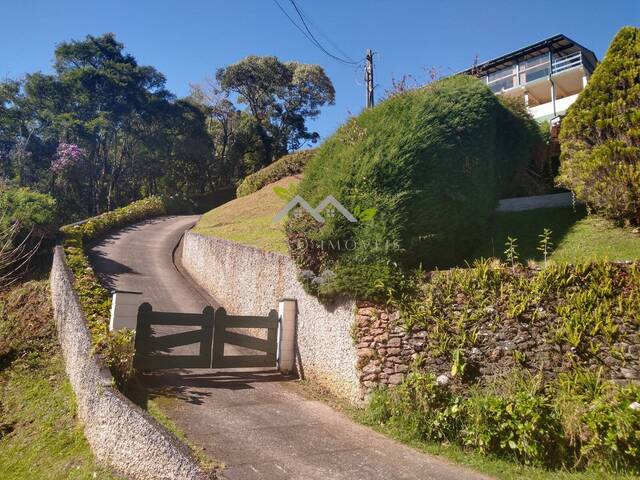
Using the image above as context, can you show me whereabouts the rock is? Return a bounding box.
[630,401,640,411]
[374,332,389,343]
[357,348,374,358]
[387,337,402,347]
[395,364,409,373]
[387,348,401,355]
[388,373,404,385]
[471,347,481,356]
[362,363,381,374]
[436,374,449,386]
[620,367,638,379]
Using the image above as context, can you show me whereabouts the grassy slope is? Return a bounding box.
[0,279,120,480]
[473,205,640,263]
[195,179,640,265]
[192,175,299,254]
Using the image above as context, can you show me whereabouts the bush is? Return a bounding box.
[0,185,57,238]
[365,368,640,473]
[557,27,640,225]
[287,75,540,298]
[236,149,316,197]
[61,196,166,389]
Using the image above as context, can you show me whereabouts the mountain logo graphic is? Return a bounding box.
[273,195,358,223]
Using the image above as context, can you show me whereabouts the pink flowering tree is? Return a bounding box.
[51,143,84,173]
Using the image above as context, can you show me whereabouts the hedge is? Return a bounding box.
[557,27,640,225]
[60,196,166,388]
[236,148,316,197]
[286,75,540,298]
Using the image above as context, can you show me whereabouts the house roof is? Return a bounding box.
[461,34,598,76]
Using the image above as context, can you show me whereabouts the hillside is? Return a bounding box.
[0,279,120,480]
[192,175,300,254]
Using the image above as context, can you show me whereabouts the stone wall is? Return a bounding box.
[355,293,640,399]
[50,246,210,480]
[181,232,360,401]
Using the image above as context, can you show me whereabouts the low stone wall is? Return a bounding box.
[355,292,640,399]
[50,246,209,480]
[181,232,360,401]
[496,192,577,212]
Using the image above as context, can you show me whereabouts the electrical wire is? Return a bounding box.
[271,0,364,66]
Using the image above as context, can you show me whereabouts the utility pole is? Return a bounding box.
[365,49,374,108]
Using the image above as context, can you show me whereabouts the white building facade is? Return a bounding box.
[463,34,598,123]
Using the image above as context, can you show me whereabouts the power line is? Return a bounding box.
[291,2,356,64]
[271,0,363,66]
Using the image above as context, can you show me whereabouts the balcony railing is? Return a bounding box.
[486,51,584,93]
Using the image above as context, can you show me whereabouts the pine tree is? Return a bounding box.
[557,27,640,225]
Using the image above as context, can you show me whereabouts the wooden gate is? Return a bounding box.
[133,303,278,370]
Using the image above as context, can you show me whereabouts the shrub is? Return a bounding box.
[0,185,57,238]
[557,27,640,225]
[61,196,166,389]
[364,367,640,473]
[236,149,316,197]
[287,75,540,298]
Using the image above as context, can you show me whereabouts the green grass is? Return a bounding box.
[472,205,640,264]
[297,380,638,480]
[193,175,298,254]
[0,280,121,480]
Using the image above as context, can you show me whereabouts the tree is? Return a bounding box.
[216,56,335,166]
[557,27,640,225]
[0,33,216,219]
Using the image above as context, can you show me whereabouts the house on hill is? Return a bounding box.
[463,34,598,124]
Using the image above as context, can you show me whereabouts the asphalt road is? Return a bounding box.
[89,216,491,480]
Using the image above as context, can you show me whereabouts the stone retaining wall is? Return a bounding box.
[50,246,209,480]
[181,232,360,401]
[355,296,640,399]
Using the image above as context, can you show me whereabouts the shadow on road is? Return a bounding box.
[136,369,290,406]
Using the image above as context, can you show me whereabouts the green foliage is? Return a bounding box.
[236,149,316,197]
[0,185,57,237]
[1,33,214,221]
[287,75,541,298]
[504,236,519,270]
[392,259,640,360]
[558,27,640,225]
[537,228,554,266]
[61,197,166,389]
[365,368,640,472]
[217,56,335,165]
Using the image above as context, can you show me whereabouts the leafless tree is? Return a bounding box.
[0,218,40,289]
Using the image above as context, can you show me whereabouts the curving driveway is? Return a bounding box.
[89,216,491,480]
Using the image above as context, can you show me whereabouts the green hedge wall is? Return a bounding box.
[236,149,316,197]
[287,75,540,298]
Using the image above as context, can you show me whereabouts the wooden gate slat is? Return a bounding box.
[222,330,277,354]
[137,328,207,353]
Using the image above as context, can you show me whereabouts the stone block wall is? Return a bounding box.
[354,297,640,399]
[50,246,209,480]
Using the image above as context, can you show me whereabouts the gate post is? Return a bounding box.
[110,290,143,331]
[277,298,297,374]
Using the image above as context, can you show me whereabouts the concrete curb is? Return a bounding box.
[50,246,212,480]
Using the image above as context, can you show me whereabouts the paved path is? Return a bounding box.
[89,216,491,480]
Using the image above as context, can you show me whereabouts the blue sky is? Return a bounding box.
[1,0,637,140]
